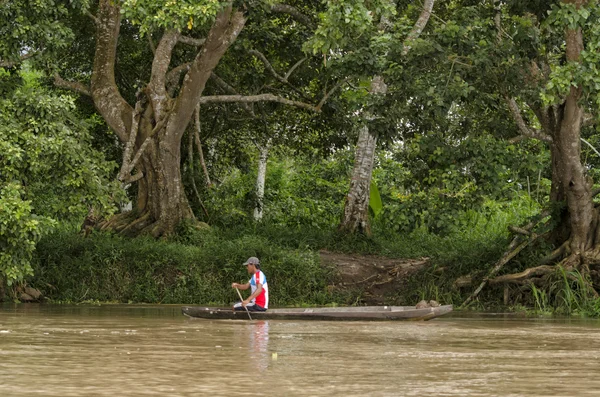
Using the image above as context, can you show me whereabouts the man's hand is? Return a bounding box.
[242,300,250,307]
[231,283,239,289]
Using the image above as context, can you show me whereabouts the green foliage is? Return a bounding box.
[0,70,123,287]
[120,0,226,35]
[0,0,72,67]
[0,183,50,286]
[381,195,542,305]
[307,0,396,54]
[369,180,383,217]
[30,193,543,308]
[530,267,600,317]
[33,225,338,306]
[0,70,123,219]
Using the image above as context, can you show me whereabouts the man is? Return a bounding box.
[232,257,269,312]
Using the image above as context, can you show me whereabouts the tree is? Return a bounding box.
[423,0,600,301]
[0,70,121,286]
[0,0,79,68]
[52,0,339,236]
[307,0,436,235]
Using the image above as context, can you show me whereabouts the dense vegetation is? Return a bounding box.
[3,0,600,316]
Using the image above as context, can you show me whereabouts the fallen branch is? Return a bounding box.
[509,225,531,235]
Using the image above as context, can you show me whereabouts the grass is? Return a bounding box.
[31,224,342,306]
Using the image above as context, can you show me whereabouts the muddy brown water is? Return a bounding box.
[1,304,600,396]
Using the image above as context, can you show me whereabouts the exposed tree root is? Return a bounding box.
[461,231,545,307]
[487,265,555,285]
[119,211,153,236]
[461,210,556,307]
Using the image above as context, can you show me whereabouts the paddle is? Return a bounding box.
[235,287,252,320]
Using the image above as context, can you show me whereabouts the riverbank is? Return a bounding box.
[5,221,598,317]
[24,222,488,307]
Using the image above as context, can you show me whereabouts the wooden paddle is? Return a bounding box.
[235,287,252,320]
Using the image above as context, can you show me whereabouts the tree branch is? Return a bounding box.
[271,4,315,28]
[118,100,143,182]
[0,52,36,68]
[194,105,212,187]
[166,62,192,96]
[284,57,307,81]
[488,265,556,285]
[210,73,255,115]
[249,50,307,85]
[147,34,156,55]
[178,36,206,47]
[249,49,309,100]
[505,97,553,143]
[90,0,133,142]
[249,49,287,84]
[53,73,91,96]
[188,112,210,218]
[197,93,319,112]
[172,7,247,139]
[86,11,99,25]
[316,78,346,110]
[402,0,435,56]
[149,30,179,118]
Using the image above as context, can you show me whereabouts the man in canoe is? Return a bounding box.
[232,257,269,312]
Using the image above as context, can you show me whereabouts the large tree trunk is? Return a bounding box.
[464,0,599,302]
[555,8,593,258]
[129,131,193,236]
[338,1,435,235]
[339,75,386,235]
[339,124,378,235]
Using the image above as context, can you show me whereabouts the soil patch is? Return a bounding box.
[320,250,430,305]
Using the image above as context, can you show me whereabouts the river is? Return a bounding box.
[1,304,599,396]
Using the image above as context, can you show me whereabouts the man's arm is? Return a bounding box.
[242,283,262,306]
[232,282,250,290]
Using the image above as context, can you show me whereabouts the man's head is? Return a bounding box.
[243,257,260,274]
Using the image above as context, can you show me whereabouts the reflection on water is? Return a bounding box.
[231,320,270,372]
[1,304,600,396]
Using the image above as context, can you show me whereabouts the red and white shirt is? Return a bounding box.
[249,270,268,309]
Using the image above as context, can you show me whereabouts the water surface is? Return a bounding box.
[1,304,599,396]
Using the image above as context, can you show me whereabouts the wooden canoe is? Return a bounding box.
[181,304,453,321]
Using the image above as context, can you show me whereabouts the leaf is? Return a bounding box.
[369,180,383,217]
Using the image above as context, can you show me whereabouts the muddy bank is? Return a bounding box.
[320,250,430,304]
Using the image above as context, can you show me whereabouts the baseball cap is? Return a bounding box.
[243,257,260,266]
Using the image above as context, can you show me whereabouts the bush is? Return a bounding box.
[32,225,338,306]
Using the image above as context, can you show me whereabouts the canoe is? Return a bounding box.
[181,304,453,321]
